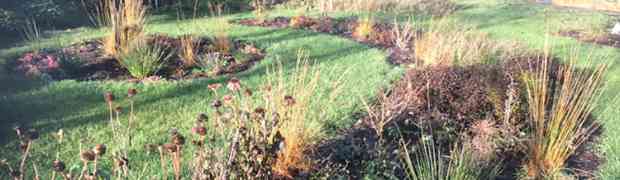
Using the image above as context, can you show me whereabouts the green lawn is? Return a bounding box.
[1,0,619,178]
[0,13,400,177]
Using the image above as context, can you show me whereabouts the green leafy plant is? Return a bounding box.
[119,44,172,79]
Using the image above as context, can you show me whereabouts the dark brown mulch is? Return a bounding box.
[558,30,620,48]
[310,56,603,179]
[13,34,265,81]
[236,16,420,65]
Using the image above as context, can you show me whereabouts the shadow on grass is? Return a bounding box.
[0,27,378,145]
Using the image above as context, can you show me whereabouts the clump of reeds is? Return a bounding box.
[179,35,202,68]
[523,51,608,178]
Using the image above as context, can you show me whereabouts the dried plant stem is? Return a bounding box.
[78,161,88,180]
[173,146,182,180]
[158,147,168,180]
[18,141,32,180]
[221,130,240,180]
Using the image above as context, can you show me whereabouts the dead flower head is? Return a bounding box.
[212,99,223,108]
[208,83,222,91]
[170,129,186,146]
[223,95,234,104]
[284,95,296,106]
[227,78,241,91]
[93,144,107,156]
[128,88,138,98]
[52,160,66,172]
[104,92,115,103]
[80,150,96,162]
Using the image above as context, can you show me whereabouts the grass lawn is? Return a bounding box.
[1,0,619,178]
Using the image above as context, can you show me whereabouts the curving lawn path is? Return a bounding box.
[0,13,401,177]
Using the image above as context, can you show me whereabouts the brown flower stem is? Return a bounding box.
[158,147,168,180]
[32,163,40,180]
[221,130,240,180]
[51,171,56,180]
[173,145,181,180]
[18,141,32,180]
[93,156,98,176]
[129,100,134,147]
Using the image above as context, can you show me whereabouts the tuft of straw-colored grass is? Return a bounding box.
[353,16,375,41]
[266,50,343,177]
[179,35,201,68]
[101,0,147,58]
[212,17,232,54]
[523,49,608,179]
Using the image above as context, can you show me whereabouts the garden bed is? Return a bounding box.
[311,57,603,179]
[236,16,420,65]
[558,30,620,47]
[10,34,265,81]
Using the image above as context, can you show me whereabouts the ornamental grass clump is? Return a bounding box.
[100,0,147,58]
[523,51,608,179]
[119,43,173,79]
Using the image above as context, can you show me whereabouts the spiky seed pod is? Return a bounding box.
[197,113,208,122]
[253,108,266,118]
[284,95,296,106]
[104,92,115,103]
[27,129,39,140]
[223,95,234,104]
[243,89,253,97]
[128,88,138,98]
[171,133,186,146]
[192,126,207,136]
[162,143,178,153]
[115,156,128,167]
[114,106,122,113]
[192,140,204,147]
[208,83,222,91]
[93,144,107,156]
[227,78,241,91]
[52,160,66,172]
[80,150,96,162]
[211,100,223,108]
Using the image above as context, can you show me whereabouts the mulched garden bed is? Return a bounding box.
[10,34,265,82]
[236,16,421,65]
[310,57,603,179]
[558,30,620,47]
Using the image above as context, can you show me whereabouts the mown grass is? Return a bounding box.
[0,12,401,177]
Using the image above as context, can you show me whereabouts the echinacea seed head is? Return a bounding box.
[115,156,128,167]
[13,126,23,137]
[93,144,107,156]
[162,143,178,153]
[80,150,96,162]
[197,113,208,122]
[227,78,241,91]
[208,83,222,91]
[192,126,207,136]
[223,95,234,104]
[52,160,66,172]
[211,100,223,108]
[243,89,253,97]
[128,88,138,98]
[284,95,296,106]
[171,133,186,145]
[114,106,122,113]
[104,92,115,103]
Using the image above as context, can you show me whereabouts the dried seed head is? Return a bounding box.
[227,78,241,91]
[128,88,138,98]
[114,106,122,113]
[93,144,107,156]
[211,100,223,108]
[192,126,207,136]
[104,92,115,103]
[52,160,66,172]
[208,83,222,91]
[197,113,208,122]
[243,89,253,97]
[171,133,186,145]
[80,150,96,162]
[115,156,128,167]
[253,108,266,119]
[284,95,296,106]
[162,143,178,153]
[223,95,234,104]
[13,126,23,137]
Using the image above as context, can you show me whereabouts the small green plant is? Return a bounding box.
[119,44,172,79]
[399,136,499,180]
